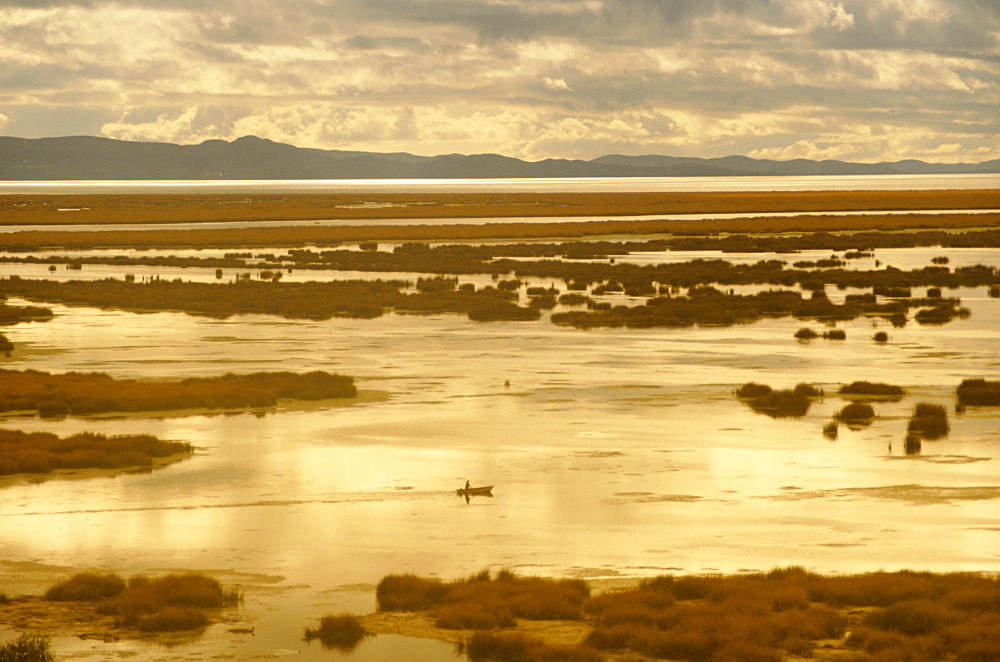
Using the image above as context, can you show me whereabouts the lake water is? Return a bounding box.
[0,208,998,658]
[1,172,998,194]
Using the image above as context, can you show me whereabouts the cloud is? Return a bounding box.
[0,0,997,163]
[543,77,570,91]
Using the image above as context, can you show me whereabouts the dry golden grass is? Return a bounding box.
[44,572,240,633]
[0,189,996,250]
[2,190,997,226]
[375,568,1000,662]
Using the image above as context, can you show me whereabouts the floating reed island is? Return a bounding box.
[0,368,357,417]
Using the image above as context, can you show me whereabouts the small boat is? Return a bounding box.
[456,485,493,497]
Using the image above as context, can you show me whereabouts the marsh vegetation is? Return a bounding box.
[303,614,369,651]
[376,568,1000,662]
[0,368,356,417]
[735,383,823,418]
[44,572,240,632]
[0,429,192,476]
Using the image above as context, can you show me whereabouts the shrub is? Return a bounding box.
[874,331,889,342]
[822,329,846,340]
[44,572,126,601]
[794,327,818,340]
[0,634,55,662]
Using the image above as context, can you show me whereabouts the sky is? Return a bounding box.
[0,0,998,163]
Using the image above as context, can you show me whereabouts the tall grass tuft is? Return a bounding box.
[44,573,126,601]
[0,634,55,662]
[907,403,949,439]
[304,614,368,651]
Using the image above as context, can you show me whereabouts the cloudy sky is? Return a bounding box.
[1,0,998,162]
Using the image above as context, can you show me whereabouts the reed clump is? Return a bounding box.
[956,378,1000,406]
[44,572,239,632]
[907,403,949,440]
[0,634,55,662]
[376,570,590,630]
[0,429,193,476]
[839,381,906,400]
[835,403,876,427]
[0,368,356,417]
[304,614,368,651]
[735,383,822,418]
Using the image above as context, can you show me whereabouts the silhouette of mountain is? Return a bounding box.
[1,135,997,180]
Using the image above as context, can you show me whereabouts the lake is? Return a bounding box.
[0,190,998,659]
[1,172,997,195]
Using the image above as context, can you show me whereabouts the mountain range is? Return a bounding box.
[1,135,998,180]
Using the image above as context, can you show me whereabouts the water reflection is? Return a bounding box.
[0,244,997,660]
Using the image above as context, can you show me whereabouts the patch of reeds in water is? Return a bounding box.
[376,569,590,630]
[735,383,823,418]
[44,572,240,632]
[839,381,906,400]
[907,403,949,440]
[0,368,356,417]
[0,429,193,476]
[304,614,368,652]
[957,378,1000,406]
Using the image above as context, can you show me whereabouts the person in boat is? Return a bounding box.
[464,480,470,490]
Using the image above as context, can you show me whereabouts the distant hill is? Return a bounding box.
[1,135,997,180]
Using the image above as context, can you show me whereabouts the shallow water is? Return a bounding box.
[2,172,997,194]
[0,244,998,660]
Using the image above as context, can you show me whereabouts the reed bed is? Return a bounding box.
[379,567,1000,662]
[0,429,192,475]
[376,570,590,630]
[0,368,356,417]
[44,572,240,632]
[3,190,995,227]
